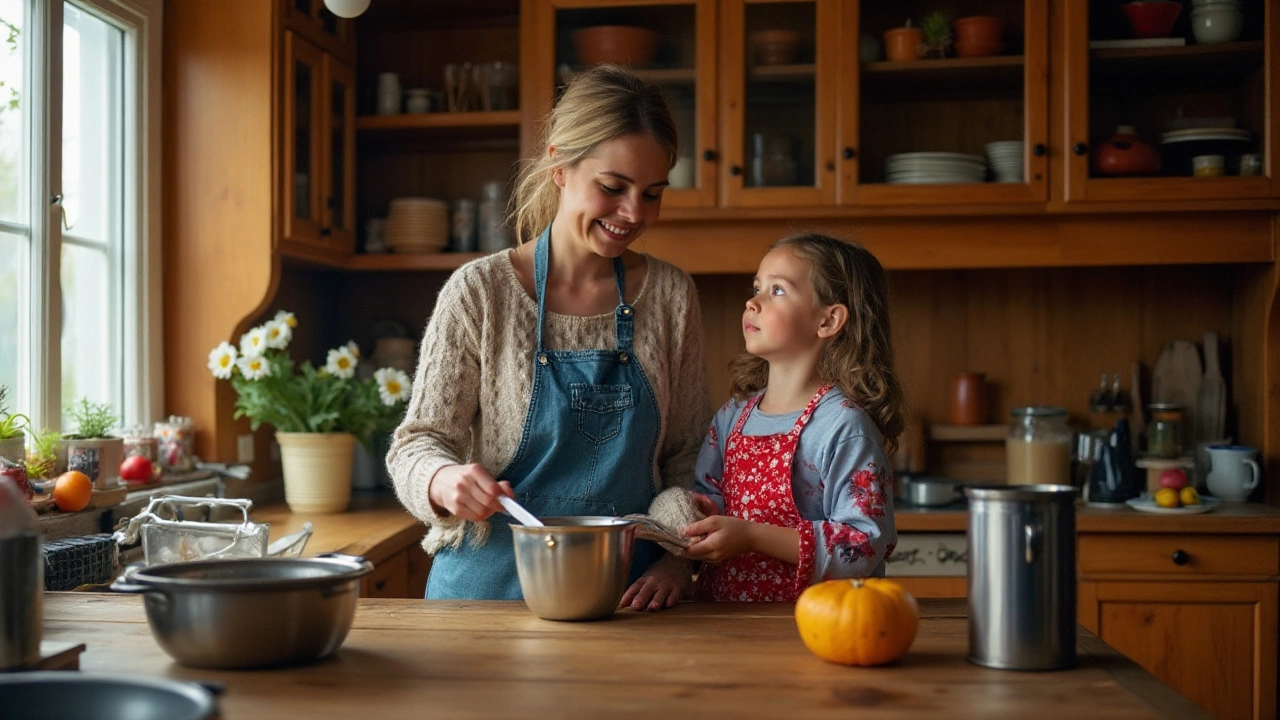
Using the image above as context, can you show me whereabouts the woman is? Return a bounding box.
[387,65,710,610]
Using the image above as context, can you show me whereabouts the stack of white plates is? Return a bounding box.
[885,152,987,184]
[386,198,449,253]
[1159,127,1252,145]
[985,141,1024,183]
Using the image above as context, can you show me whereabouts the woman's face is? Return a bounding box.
[553,132,670,258]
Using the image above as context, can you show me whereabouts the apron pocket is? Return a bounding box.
[571,383,632,444]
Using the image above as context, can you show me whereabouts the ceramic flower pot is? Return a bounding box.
[883,27,924,62]
[57,437,124,489]
[277,432,357,514]
[0,437,24,466]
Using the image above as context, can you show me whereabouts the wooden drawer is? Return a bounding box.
[360,547,410,598]
[1079,534,1280,577]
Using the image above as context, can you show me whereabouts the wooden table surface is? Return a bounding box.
[43,593,1208,719]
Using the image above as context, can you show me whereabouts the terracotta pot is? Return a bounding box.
[572,25,660,67]
[954,16,1006,44]
[949,372,989,426]
[883,27,923,62]
[1091,125,1162,176]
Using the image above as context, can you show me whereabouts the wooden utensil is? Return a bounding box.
[1194,331,1227,443]
[1130,360,1146,442]
[1151,340,1202,422]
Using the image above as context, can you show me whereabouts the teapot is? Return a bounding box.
[1091,125,1162,176]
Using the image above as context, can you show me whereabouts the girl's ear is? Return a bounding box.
[817,304,849,339]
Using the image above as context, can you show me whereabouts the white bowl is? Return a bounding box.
[1190,6,1243,44]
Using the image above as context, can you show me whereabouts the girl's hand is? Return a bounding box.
[691,492,721,517]
[427,463,512,521]
[620,554,691,611]
[683,516,755,564]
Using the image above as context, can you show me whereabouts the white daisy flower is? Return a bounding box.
[274,310,297,328]
[240,326,269,357]
[374,368,411,405]
[345,340,361,358]
[263,319,292,349]
[325,346,358,379]
[207,342,238,379]
[236,354,271,381]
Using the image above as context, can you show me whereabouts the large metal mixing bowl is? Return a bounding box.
[0,672,218,720]
[110,555,372,669]
[512,517,637,621]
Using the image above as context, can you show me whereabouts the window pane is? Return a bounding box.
[62,4,122,241]
[0,230,26,400]
[61,242,113,424]
[0,0,26,225]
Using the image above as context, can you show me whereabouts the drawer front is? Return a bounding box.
[361,548,410,598]
[1079,534,1280,576]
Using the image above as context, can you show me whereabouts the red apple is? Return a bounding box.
[1158,468,1189,490]
[119,455,154,483]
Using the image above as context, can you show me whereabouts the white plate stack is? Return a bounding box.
[386,198,449,253]
[985,141,1024,183]
[885,152,987,184]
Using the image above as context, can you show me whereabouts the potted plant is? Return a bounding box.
[0,385,29,465]
[208,310,412,513]
[59,398,124,490]
[883,19,924,62]
[920,11,953,59]
[24,427,62,486]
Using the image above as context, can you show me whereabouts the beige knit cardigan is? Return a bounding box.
[387,251,712,554]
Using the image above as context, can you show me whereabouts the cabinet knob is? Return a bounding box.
[326,197,336,209]
[843,147,855,160]
[1033,143,1047,157]
[1171,549,1189,566]
[702,149,717,162]
[320,227,332,237]
[730,165,742,177]
[1073,142,1089,156]
[375,579,387,591]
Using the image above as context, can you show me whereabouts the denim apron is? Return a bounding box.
[426,225,663,599]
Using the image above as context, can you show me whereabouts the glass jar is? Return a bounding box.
[154,416,196,472]
[1006,406,1072,486]
[1146,403,1184,458]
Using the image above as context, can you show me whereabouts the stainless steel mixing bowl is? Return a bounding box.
[512,517,637,621]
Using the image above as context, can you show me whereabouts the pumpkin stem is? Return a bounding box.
[851,579,865,589]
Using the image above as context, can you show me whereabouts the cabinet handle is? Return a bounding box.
[1033,143,1047,157]
[1171,549,1189,566]
[375,579,387,591]
[1073,142,1089,156]
[843,147,855,160]
[702,149,717,162]
[320,227,332,236]
[730,165,742,176]
[326,196,336,209]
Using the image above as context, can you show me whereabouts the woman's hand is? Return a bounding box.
[426,463,512,521]
[620,554,691,611]
[683,515,755,564]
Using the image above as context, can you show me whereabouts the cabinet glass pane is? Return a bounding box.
[294,60,313,221]
[330,77,348,229]
[320,6,338,38]
[553,4,700,190]
[294,0,310,15]
[859,1,1027,186]
[743,2,815,188]
[1085,0,1265,179]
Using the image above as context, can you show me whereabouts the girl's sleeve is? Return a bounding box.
[692,400,737,514]
[795,431,897,589]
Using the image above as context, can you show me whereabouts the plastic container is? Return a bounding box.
[1006,406,1072,486]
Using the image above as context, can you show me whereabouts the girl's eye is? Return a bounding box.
[771,285,785,296]
[750,285,760,297]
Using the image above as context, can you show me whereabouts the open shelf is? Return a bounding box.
[355,110,521,143]
[1089,41,1264,91]
[346,252,485,272]
[862,55,1024,96]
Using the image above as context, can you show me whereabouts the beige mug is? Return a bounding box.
[1205,445,1260,502]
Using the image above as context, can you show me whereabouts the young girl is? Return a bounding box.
[684,232,904,602]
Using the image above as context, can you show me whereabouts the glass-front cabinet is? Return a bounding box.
[283,0,355,64]
[1062,0,1273,202]
[538,0,718,209]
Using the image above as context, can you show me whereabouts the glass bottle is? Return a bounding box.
[1146,403,1184,458]
[478,181,513,253]
[1006,406,1072,486]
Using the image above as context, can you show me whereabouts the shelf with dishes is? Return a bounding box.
[355,110,521,143]
[346,251,485,272]
[861,55,1025,96]
[1088,40,1264,91]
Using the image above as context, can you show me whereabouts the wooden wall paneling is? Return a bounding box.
[694,274,750,405]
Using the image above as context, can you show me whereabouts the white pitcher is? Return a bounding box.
[1205,445,1260,502]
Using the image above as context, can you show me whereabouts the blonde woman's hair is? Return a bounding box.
[728,233,906,455]
[511,65,678,243]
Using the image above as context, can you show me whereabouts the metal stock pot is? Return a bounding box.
[512,517,637,621]
[110,554,372,669]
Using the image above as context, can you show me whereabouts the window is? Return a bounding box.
[0,0,161,434]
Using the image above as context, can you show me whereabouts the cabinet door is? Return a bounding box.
[538,0,719,209]
[324,54,357,253]
[722,0,837,207]
[1079,580,1278,720]
[282,0,354,63]
[283,31,325,249]
[840,0,1050,207]
[1061,0,1275,203]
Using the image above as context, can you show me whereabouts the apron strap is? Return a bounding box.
[533,225,552,353]
[533,224,633,354]
[789,384,834,437]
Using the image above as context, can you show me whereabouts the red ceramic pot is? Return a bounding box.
[1091,125,1162,176]
[1122,1,1182,39]
[949,372,990,426]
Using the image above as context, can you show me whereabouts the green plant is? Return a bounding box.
[207,310,411,447]
[66,398,119,438]
[0,385,29,440]
[24,427,61,479]
[920,10,953,58]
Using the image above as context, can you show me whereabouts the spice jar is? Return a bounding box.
[154,416,196,472]
[1146,403,1184,458]
[122,425,158,462]
[1006,406,1072,486]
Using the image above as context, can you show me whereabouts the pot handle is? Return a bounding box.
[1024,523,1040,564]
[108,576,173,613]
[315,551,367,563]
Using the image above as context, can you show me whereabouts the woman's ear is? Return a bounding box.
[817,304,849,339]
[549,146,565,188]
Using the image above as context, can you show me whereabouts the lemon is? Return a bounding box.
[1179,487,1201,506]
[1154,487,1181,508]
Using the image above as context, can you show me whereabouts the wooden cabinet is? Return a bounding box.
[1078,533,1280,720]
[283,0,356,64]
[361,541,433,599]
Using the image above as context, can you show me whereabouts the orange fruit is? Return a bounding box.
[53,470,93,512]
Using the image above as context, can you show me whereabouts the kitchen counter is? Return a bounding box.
[43,593,1207,719]
[897,500,1280,534]
[251,491,423,564]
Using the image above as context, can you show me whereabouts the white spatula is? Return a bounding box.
[498,495,544,527]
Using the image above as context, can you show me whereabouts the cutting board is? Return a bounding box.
[1194,331,1227,443]
[1151,340,1202,423]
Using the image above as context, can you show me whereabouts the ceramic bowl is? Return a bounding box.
[953,16,1006,44]
[954,40,1006,57]
[1122,1,1183,39]
[750,29,801,66]
[1190,5,1243,44]
[572,25,660,67]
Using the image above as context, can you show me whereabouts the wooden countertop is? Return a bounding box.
[43,593,1207,719]
[251,492,423,565]
[896,501,1280,534]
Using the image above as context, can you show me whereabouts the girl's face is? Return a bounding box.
[743,246,831,361]
[553,133,670,258]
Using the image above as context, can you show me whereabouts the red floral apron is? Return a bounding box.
[700,385,831,602]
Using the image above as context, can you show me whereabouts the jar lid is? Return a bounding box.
[1010,405,1067,417]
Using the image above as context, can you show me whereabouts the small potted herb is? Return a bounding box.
[59,398,123,489]
[24,427,62,484]
[920,11,954,59]
[0,385,29,465]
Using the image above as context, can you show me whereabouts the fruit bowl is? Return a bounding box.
[1126,495,1220,515]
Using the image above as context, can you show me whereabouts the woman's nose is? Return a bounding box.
[617,193,641,221]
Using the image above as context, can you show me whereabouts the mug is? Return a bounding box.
[1205,445,1261,502]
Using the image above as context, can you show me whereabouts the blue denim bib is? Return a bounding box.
[427,225,662,599]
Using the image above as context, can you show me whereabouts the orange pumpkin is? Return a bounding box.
[795,578,919,666]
